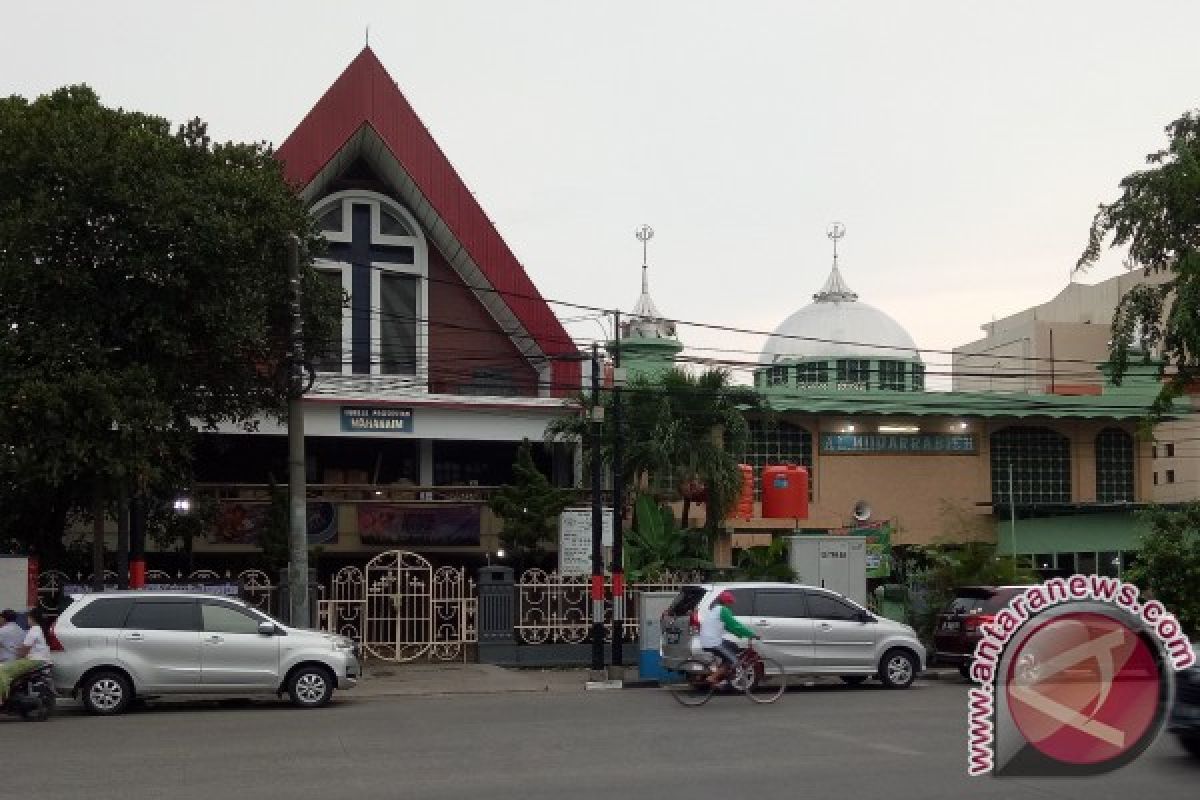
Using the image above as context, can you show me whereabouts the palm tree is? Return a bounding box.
[547,366,760,531]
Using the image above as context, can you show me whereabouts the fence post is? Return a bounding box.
[477,566,516,664]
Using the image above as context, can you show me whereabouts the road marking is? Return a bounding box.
[806,727,924,757]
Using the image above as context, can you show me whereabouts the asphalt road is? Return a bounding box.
[2,679,1196,800]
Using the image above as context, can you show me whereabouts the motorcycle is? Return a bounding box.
[2,663,56,721]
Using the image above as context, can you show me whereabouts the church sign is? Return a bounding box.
[340,406,414,433]
[820,433,976,454]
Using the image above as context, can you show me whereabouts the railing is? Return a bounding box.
[515,569,701,644]
[36,568,277,614]
[193,483,609,505]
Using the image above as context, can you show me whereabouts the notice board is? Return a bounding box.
[558,508,613,576]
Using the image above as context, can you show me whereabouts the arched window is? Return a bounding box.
[1096,428,1134,503]
[309,190,428,383]
[739,421,813,500]
[990,426,1071,506]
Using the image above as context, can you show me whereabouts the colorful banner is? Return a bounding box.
[358,504,481,546]
[211,501,338,546]
[826,520,894,579]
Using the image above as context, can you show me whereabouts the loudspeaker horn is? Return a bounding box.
[852,500,873,522]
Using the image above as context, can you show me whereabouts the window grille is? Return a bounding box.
[1095,428,1134,503]
[990,426,1071,506]
[737,421,813,500]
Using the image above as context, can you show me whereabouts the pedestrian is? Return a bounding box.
[0,608,51,703]
[0,609,24,663]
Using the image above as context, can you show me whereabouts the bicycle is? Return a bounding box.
[665,639,786,706]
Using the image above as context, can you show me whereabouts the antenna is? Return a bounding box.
[635,224,654,294]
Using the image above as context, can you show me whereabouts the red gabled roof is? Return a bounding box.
[275,47,579,394]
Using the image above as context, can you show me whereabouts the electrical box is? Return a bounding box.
[638,591,678,681]
[787,536,867,606]
[0,555,31,610]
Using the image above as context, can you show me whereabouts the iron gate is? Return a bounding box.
[318,550,477,662]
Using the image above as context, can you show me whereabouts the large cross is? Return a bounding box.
[326,203,415,374]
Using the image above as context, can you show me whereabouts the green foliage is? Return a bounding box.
[0,85,341,552]
[488,440,572,568]
[624,494,713,582]
[734,537,796,582]
[547,366,760,530]
[902,541,1036,642]
[1128,505,1200,636]
[1076,109,1200,416]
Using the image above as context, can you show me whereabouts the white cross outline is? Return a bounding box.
[1008,626,1130,749]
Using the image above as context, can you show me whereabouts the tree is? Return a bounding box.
[547,366,760,531]
[624,495,713,582]
[1128,505,1200,636]
[488,440,572,570]
[1076,110,1200,415]
[0,85,341,556]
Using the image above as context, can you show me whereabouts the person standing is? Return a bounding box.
[0,609,24,663]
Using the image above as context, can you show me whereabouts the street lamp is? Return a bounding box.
[173,496,192,514]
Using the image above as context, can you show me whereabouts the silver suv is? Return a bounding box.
[660,582,926,689]
[52,592,360,714]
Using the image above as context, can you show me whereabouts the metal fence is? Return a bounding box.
[317,550,476,663]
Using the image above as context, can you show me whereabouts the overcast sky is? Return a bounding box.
[5,1,1199,385]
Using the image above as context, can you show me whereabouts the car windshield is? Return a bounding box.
[946,591,994,615]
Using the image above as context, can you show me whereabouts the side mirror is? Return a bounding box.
[257,621,276,636]
[858,611,874,623]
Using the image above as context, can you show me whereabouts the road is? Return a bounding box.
[2,679,1195,800]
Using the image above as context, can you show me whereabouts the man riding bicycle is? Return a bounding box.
[700,590,758,684]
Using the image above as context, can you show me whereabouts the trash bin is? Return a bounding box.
[638,591,678,682]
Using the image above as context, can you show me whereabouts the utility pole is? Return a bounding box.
[287,235,310,627]
[610,310,624,668]
[1008,459,1018,563]
[590,342,606,672]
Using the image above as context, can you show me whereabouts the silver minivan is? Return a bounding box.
[51,592,360,714]
[660,582,926,689]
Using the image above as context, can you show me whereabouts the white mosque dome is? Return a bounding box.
[759,264,921,365]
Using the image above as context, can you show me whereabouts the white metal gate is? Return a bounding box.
[318,550,476,662]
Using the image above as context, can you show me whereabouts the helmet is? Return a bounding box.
[716,590,736,606]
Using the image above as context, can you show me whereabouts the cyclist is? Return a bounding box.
[700,590,759,684]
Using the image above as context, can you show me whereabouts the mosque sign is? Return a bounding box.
[820,433,977,454]
[340,406,414,433]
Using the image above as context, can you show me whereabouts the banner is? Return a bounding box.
[358,504,481,546]
[558,507,614,576]
[826,520,894,579]
[211,501,338,546]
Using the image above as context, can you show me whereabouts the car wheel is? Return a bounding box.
[82,671,133,716]
[958,663,972,680]
[1180,736,1200,759]
[840,675,868,686]
[879,649,918,689]
[288,665,334,708]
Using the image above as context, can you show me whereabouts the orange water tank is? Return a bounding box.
[728,464,755,520]
[761,465,809,519]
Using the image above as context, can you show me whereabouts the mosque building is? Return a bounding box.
[617,225,1165,579]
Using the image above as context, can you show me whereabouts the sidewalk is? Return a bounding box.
[353,663,965,698]
[355,663,588,698]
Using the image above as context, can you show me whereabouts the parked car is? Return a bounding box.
[931,586,1026,678]
[51,592,360,715]
[660,582,926,689]
[1168,656,1200,759]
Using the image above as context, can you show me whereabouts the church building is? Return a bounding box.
[190,48,581,559]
